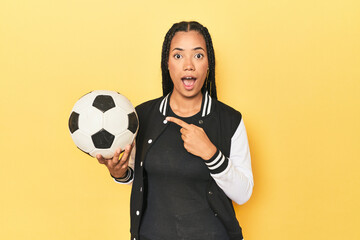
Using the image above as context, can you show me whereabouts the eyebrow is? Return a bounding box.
[171,47,206,52]
[193,47,205,51]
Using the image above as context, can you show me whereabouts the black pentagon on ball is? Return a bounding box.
[128,112,139,134]
[68,111,79,134]
[91,129,115,149]
[92,95,116,113]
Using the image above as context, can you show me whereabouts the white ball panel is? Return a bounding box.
[78,107,103,135]
[113,94,135,114]
[72,91,96,113]
[90,149,114,159]
[112,130,135,151]
[71,130,95,153]
[103,107,128,135]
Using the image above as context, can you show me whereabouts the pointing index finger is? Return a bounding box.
[166,116,190,129]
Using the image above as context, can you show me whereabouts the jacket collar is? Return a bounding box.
[159,90,213,117]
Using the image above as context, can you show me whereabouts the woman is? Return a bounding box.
[96,21,254,240]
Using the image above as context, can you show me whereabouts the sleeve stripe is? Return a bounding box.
[209,157,229,174]
[121,168,132,181]
[113,167,134,183]
[204,150,229,174]
[208,155,225,170]
[204,150,222,166]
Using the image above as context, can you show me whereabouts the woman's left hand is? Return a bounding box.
[166,116,217,160]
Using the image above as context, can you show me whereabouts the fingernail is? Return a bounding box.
[166,117,170,121]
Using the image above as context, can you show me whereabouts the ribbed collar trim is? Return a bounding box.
[159,91,212,117]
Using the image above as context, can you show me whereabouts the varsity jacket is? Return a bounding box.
[115,91,254,240]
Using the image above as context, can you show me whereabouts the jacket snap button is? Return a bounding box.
[148,139,152,144]
[140,161,143,167]
[163,119,168,124]
[208,191,213,195]
[214,213,218,217]
[136,210,140,215]
[140,187,142,192]
[199,120,203,124]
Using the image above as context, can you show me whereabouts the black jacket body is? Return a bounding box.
[130,93,244,240]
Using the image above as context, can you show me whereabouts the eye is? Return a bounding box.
[174,54,182,59]
[194,53,204,59]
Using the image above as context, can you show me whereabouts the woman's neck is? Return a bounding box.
[169,91,203,118]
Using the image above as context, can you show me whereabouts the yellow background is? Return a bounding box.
[1,0,359,239]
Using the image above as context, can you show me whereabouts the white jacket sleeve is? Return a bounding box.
[113,143,136,184]
[203,119,254,205]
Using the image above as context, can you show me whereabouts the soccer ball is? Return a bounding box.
[68,90,138,158]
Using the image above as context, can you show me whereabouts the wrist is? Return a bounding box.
[111,169,128,179]
[202,144,217,160]
[112,167,134,184]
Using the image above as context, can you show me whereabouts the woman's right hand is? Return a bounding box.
[96,144,133,179]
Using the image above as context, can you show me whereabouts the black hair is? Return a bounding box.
[161,21,217,99]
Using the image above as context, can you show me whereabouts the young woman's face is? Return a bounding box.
[168,30,209,99]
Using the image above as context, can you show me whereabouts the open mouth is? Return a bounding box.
[181,76,197,89]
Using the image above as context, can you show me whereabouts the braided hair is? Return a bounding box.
[161,21,217,100]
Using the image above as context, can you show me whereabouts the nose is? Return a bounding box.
[183,58,195,71]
